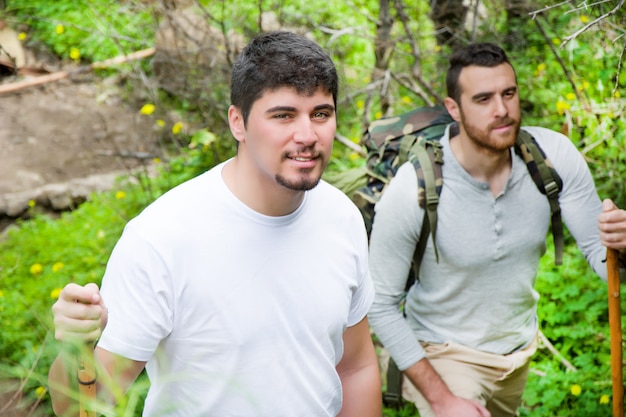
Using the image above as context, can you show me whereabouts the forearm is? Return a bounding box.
[404,358,454,413]
[48,351,83,417]
[337,361,382,417]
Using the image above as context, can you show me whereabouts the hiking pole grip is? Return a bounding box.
[607,247,624,417]
[78,345,96,417]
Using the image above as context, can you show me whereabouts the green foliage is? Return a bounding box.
[5,0,155,62]
[520,237,617,416]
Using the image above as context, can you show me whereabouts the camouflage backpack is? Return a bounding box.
[350,105,564,408]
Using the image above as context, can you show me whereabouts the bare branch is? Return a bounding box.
[616,44,626,96]
[335,133,367,157]
[531,16,582,102]
[560,0,625,46]
[529,0,576,19]
[537,330,578,372]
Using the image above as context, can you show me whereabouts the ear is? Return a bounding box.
[228,105,245,143]
[444,97,461,122]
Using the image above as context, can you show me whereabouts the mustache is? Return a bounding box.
[489,117,518,129]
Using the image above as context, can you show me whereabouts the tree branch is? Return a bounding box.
[537,330,578,372]
[560,0,625,47]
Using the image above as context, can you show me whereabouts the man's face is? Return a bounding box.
[455,63,521,152]
[232,86,336,192]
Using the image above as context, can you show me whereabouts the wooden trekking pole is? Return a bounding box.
[77,346,97,417]
[607,247,624,417]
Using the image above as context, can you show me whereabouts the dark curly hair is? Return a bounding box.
[230,31,338,127]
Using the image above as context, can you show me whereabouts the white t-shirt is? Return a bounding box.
[98,161,374,416]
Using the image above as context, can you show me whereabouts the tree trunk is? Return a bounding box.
[362,0,395,124]
[374,0,394,116]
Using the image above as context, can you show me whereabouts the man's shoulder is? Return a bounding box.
[520,126,578,159]
[521,126,570,144]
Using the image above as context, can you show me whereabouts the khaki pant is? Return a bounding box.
[381,336,537,417]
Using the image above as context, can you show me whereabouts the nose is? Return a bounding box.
[293,117,317,146]
[493,96,508,118]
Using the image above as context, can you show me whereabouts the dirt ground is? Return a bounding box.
[0,75,163,230]
[0,76,159,192]
[1,80,150,187]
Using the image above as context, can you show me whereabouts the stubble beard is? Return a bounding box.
[275,155,328,191]
[276,174,322,191]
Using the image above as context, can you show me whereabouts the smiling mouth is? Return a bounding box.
[288,155,317,161]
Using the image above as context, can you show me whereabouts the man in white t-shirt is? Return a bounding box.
[49,31,381,417]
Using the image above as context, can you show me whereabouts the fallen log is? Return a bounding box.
[0,47,156,95]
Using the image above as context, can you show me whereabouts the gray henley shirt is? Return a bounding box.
[367,125,614,371]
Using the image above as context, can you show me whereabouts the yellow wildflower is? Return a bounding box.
[140,103,155,116]
[156,119,165,127]
[580,15,590,24]
[30,263,43,276]
[537,63,546,72]
[18,32,27,41]
[374,111,382,119]
[556,99,570,115]
[52,262,64,272]
[172,122,184,135]
[356,100,364,110]
[566,93,576,101]
[50,288,62,299]
[552,38,561,45]
[70,47,80,61]
[349,152,360,161]
[571,384,582,396]
[56,25,65,35]
[35,386,46,398]
[115,191,126,200]
[153,157,161,164]
[600,394,610,404]
[434,45,441,52]
[28,199,36,208]
[401,96,412,105]
[614,91,621,98]
[0,290,4,297]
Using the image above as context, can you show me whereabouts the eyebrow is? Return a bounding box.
[471,86,517,101]
[266,104,335,114]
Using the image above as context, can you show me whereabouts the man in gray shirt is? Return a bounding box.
[367,42,626,417]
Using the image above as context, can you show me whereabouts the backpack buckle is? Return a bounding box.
[382,392,404,409]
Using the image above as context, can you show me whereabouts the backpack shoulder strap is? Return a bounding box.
[514,130,564,265]
[408,136,444,265]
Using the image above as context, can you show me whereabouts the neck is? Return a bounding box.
[449,134,512,197]
[222,158,305,216]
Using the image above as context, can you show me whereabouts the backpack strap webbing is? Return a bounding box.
[407,135,444,263]
[382,358,404,409]
[383,136,440,410]
[514,130,564,265]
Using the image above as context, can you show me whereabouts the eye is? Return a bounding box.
[312,111,330,119]
[272,113,293,120]
[504,88,517,98]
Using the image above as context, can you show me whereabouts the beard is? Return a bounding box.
[275,173,322,191]
[460,112,521,153]
[275,153,328,191]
